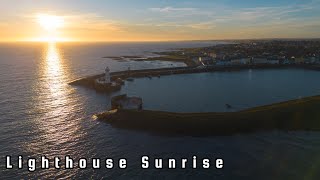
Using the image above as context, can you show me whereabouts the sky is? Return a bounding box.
[0,0,320,42]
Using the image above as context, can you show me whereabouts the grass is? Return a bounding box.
[97,95,320,136]
[145,55,195,66]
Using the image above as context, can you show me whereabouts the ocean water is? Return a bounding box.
[1,42,320,179]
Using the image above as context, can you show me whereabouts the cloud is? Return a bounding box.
[148,1,319,25]
[61,13,126,32]
[187,22,216,30]
[46,0,320,37]
[155,21,216,30]
[149,6,196,13]
[148,6,215,18]
[221,1,318,23]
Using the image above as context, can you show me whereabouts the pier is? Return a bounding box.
[68,64,320,92]
[96,95,320,136]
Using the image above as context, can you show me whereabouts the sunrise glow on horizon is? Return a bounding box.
[1,0,320,42]
[33,14,66,42]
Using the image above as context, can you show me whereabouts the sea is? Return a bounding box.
[1,41,320,179]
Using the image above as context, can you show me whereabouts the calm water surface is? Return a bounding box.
[121,68,320,112]
[1,42,320,179]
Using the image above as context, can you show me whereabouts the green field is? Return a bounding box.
[97,95,320,136]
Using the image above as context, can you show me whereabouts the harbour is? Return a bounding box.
[69,64,320,93]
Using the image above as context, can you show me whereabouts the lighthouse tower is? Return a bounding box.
[105,66,111,84]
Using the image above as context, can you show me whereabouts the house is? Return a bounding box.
[230,58,250,65]
[282,59,293,65]
[198,56,213,66]
[216,60,232,66]
[216,53,226,61]
[267,60,280,64]
[305,56,317,64]
[295,57,305,64]
[191,57,202,66]
[253,57,268,64]
[316,56,320,64]
[208,52,217,58]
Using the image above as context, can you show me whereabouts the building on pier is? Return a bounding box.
[95,66,111,85]
[94,66,122,92]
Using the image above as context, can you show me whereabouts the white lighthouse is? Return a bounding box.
[105,66,111,84]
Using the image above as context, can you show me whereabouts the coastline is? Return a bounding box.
[96,95,320,136]
[68,49,320,136]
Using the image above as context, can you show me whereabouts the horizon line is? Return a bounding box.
[1,37,320,43]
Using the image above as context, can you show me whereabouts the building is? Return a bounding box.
[267,60,280,64]
[216,53,226,61]
[216,60,232,66]
[192,57,202,66]
[96,66,111,85]
[295,57,305,64]
[94,66,122,92]
[266,56,281,65]
[253,57,268,64]
[111,94,143,110]
[316,56,320,64]
[230,58,250,65]
[208,52,217,58]
[198,56,213,66]
[305,56,317,64]
[282,59,293,65]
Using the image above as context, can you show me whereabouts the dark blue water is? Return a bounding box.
[121,69,320,112]
[1,42,320,179]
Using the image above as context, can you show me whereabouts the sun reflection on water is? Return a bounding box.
[44,43,70,99]
[46,43,63,79]
[37,43,83,146]
[23,43,91,177]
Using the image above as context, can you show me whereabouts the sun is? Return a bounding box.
[34,14,68,42]
[37,14,64,32]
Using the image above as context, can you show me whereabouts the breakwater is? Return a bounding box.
[69,64,320,90]
[97,95,320,136]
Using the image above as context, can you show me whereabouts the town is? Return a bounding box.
[157,40,320,67]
